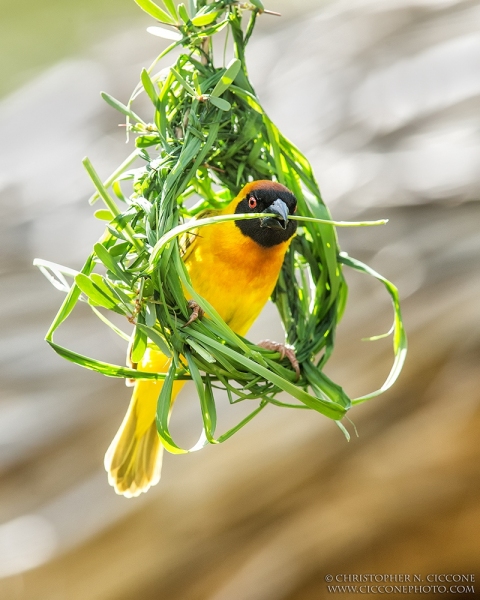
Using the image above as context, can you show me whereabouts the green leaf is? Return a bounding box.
[143,279,155,297]
[94,209,114,221]
[145,302,157,327]
[194,18,229,37]
[203,376,218,439]
[137,324,172,357]
[192,10,221,27]
[170,67,196,96]
[210,58,241,97]
[47,340,167,380]
[185,351,217,443]
[134,0,176,24]
[192,71,202,96]
[83,158,121,218]
[44,253,96,342]
[156,361,189,454]
[162,0,178,19]
[193,331,346,420]
[131,323,148,363]
[141,68,159,105]
[216,403,267,443]
[303,361,351,410]
[264,116,284,184]
[177,3,190,23]
[340,253,408,405]
[186,338,216,363]
[209,96,231,111]
[88,150,140,206]
[94,243,129,284]
[136,135,161,148]
[100,92,145,123]
[91,272,126,304]
[335,420,351,442]
[75,273,123,313]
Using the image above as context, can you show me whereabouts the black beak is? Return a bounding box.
[260,198,289,230]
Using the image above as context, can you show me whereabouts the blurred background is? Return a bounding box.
[1,0,479,598]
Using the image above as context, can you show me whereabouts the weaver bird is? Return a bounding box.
[105,180,298,497]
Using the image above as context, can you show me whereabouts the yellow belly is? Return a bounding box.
[184,219,290,336]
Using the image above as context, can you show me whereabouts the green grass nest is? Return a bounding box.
[35,0,407,449]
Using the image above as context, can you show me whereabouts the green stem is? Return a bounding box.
[82,157,143,253]
[88,149,141,206]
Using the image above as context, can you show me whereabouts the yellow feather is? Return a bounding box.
[104,349,184,497]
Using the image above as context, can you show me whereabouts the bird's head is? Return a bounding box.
[233,180,298,248]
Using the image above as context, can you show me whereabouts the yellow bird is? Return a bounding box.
[105,180,299,497]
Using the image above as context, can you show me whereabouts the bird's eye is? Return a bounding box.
[248,196,257,209]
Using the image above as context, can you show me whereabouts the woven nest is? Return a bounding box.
[35,0,406,448]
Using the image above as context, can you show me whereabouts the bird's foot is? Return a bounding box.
[258,339,300,380]
[183,300,204,327]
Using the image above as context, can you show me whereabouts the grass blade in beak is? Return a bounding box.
[261,198,289,230]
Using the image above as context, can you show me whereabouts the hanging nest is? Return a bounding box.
[35,0,407,448]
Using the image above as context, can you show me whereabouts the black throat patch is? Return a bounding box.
[234,187,298,248]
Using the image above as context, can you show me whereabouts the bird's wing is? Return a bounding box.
[179,208,219,262]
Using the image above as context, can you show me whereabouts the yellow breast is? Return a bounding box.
[184,218,291,337]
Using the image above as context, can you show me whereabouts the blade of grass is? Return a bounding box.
[339,253,407,404]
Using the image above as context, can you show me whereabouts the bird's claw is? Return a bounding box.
[258,339,300,380]
[183,300,204,327]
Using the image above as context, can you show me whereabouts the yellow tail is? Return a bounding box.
[104,349,184,497]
